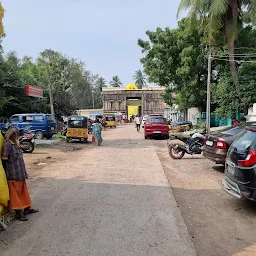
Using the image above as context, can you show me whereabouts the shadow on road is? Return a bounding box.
[0,178,196,256]
[170,186,256,256]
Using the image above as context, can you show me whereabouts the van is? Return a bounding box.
[6,114,57,139]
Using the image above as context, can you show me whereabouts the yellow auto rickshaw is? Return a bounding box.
[66,115,88,143]
[105,115,116,128]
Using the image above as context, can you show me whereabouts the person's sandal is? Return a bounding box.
[16,211,28,221]
[24,208,39,215]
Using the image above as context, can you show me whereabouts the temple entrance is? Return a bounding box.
[126,97,142,119]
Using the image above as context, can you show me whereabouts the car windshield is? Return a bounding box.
[47,115,56,122]
[231,131,256,153]
[148,117,165,123]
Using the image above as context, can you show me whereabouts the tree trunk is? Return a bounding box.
[227,40,239,89]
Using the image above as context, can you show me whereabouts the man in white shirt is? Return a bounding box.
[135,115,141,132]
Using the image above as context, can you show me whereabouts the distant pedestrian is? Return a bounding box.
[232,118,239,125]
[135,115,141,132]
[1,127,39,221]
[92,119,103,146]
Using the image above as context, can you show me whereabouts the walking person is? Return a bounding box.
[92,119,103,146]
[1,127,39,221]
[135,115,141,132]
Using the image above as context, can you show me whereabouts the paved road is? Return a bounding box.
[1,125,196,256]
[154,139,256,256]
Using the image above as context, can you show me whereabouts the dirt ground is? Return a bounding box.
[1,126,256,256]
[154,140,256,256]
[0,125,196,256]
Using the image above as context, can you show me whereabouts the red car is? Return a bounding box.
[144,116,169,139]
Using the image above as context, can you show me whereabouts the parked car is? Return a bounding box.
[6,113,57,139]
[141,115,148,128]
[203,122,255,165]
[144,116,169,139]
[219,125,256,201]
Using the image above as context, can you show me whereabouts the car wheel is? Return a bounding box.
[145,135,148,140]
[35,131,44,140]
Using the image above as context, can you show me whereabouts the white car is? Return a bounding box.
[141,115,148,128]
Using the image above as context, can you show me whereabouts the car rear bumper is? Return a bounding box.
[219,178,242,199]
[203,149,226,164]
[145,132,169,137]
[219,176,256,201]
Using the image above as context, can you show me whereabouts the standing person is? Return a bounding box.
[92,119,103,146]
[1,127,39,221]
[232,118,239,125]
[135,115,141,132]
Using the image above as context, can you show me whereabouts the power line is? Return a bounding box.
[211,57,256,63]
[212,54,256,58]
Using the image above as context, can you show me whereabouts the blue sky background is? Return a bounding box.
[2,0,180,86]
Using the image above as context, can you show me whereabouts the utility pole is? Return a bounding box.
[92,89,95,109]
[206,48,212,134]
[47,65,54,114]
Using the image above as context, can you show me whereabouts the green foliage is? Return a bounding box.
[213,63,256,117]
[110,76,122,87]
[0,48,106,121]
[178,0,256,88]
[133,69,146,89]
[138,19,208,110]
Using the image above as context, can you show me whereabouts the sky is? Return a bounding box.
[2,0,180,86]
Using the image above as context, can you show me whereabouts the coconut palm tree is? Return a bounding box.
[96,77,107,91]
[177,0,256,88]
[0,2,4,37]
[133,69,146,89]
[110,76,122,87]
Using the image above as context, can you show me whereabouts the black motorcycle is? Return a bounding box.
[1,126,35,153]
[167,131,206,159]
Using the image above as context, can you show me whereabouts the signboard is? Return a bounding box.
[26,84,43,98]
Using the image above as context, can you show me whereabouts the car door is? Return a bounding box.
[33,115,46,134]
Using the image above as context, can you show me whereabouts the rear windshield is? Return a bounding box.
[231,131,256,153]
[221,127,245,136]
[148,117,166,123]
[46,115,56,122]
[69,120,83,128]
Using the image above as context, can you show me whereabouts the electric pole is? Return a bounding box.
[206,49,212,134]
[92,89,95,109]
[47,64,54,114]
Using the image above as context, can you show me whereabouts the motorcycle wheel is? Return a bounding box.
[168,145,185,159]
[21,141,34,153]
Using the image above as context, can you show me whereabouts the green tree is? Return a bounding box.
[133,69,146,89]
[96,77,107,91]
[177,0,256,88]
[138,19,209,110]
[0,2,4,37]
[110,76,122,87]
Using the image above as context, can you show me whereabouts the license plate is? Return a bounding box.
[51,127,55,130]
[206,140,213,146]
[227,164,235,175]
[153,131,161,134]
